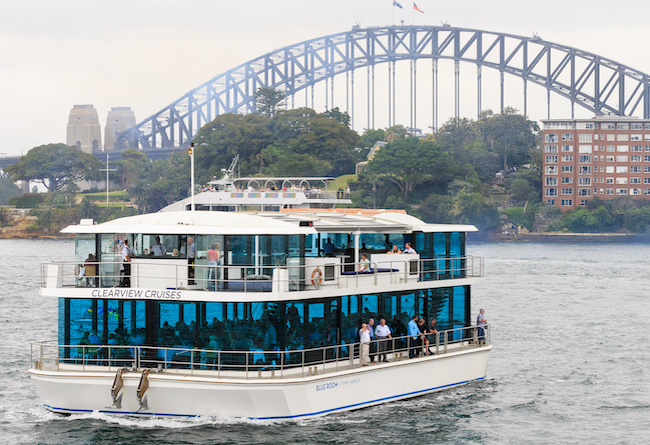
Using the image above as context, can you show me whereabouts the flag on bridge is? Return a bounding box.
[393,1,403,8]
[413,2,424,13]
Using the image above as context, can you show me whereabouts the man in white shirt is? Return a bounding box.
[374,318,392,363]
[151,236,166,256]
[403,242,416,254]
[477,309,487,345]
[187,236,196,285]
[120,239,131,287]
[359,323,371,366]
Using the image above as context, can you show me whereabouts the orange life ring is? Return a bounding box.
[311,267,323,288]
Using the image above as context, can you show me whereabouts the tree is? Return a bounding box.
[367,137,456,200]
[254,87,286,117]
[322,107,351,127]
[79,196,101,220]
[5,143,103,191]
[510,178,531,202]
[0,174,22,205]
[358,129,386,149]
[384,125,408,142]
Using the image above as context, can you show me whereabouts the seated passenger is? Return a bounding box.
[387,244,401,254]
[151,236,167,256]
[359,253,370,271]
[403,242,416,254]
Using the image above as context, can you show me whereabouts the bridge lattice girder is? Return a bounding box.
[117,25,650,150]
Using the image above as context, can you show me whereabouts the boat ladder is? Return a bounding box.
[136,369,150,412]
[107,367,127,409]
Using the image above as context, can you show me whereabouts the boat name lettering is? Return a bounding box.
[91,289,182,300]
[316,382,338,392]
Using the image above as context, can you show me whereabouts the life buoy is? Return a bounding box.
[311,267,323,288]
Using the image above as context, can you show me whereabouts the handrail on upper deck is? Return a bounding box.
[41,256,483,292]
[30,325,491,379]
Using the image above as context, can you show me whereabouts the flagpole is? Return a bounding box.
[412,3,415,25]
[392,0,394,25]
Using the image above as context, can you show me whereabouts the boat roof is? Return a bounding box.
[61,210,478,235]
[208,176,336,185]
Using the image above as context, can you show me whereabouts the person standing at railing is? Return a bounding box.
[120,239,131,288]
[424,318,438,355]
[368,318,377,363]
[407,315,421,358]
[187,237,196,285]
[359,253,370,271]
[359,323,371,366]
[207,243,220,290]
[477,309,487,345]
[375,318,392,363]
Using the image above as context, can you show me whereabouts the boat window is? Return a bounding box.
[75,234,96,266]
[132,234,187,258]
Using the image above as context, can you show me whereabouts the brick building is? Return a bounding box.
[542,117,650,210]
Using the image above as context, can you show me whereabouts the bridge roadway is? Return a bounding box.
[0,147,184,171]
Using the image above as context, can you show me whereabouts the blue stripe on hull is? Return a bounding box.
[43,375,486,420]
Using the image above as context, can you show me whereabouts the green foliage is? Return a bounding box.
[322,107,351,127]
[384,125,408,141]
[5,143,103,191]
[79,196,101,220]
[419,194,454,224]
[358,129,385,149]
[9,193,44,208]
[510,178,531,202]
[367,137,456,200]
[254,88,286,117]
[0,175,22,205]
[29,207,79,233]
[561,209,599,233]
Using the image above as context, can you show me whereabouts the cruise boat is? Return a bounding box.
[30,209,491,419]
[160,155,353,213]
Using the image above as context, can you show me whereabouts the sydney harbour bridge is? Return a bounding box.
[4,25,648,170]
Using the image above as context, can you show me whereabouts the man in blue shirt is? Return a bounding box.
[407,315,421,358]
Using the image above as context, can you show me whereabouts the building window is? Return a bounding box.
[631,177,642,184]
[561,166,573,173]
[606,166,615,173]
[600,166,605,172]
[616,166,629,174]
[631,155,642,162]
[578,188,591,197]
[631,123,643,130]
[607,145,615,152]
[545,166,558,175]
[579,166,592,175]
[616,155,629,162]
[545,145,558,153]
[616,178,628,185]
[545,177,558,186]
[644,178,650,184]
[580,200,588,206]
[594,188,598,195]
[600,188,605,194]
[561,155,573,162]
[645,167,650,173]
[603,123,616,130]
[579,155,592,163]
[579,145,592,153]
[617,134,629,142]
[631,188,642,195]
[631,134,642,141]
[561,177,573,184]
[545,155,558,164]
[606,177,614,184]
[606,156,614,162]
[561,199,573,206]
[562,145,573,152]
[578,177,591,186]
[645,156,650,162]
[617,145,629,152]
[644,189,650,195]
[631,166,642,173]
[645,124,650,130]
[545,134,558,143]
[606,188,614,195]
[632,145,643,152]
[562,134,574,141]
[607,134,616,141]
[617,123,629,130]
[545,188,558,197]
[578,133,592,143]
[616,188,628,195]
[600,155,605,161]
[547,199,555,205]
[561,188,573,195]
[645,145,650,151]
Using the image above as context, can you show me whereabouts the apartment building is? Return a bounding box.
[542,117,650,210]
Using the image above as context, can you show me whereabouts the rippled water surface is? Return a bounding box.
[1,239,648,444]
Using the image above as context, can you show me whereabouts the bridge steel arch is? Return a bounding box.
[117,25,650,150]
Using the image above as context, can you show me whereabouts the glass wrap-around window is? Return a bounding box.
[59,285,469,363]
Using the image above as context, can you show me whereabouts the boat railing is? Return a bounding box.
[40,256,483,292]
[30,325,491,379]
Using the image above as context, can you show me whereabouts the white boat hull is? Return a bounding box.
[30,346,491,420]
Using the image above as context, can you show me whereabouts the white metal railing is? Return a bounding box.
[30,325,491,379]
[41,256,483,292]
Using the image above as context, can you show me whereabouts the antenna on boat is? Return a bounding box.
[189,142,195,212]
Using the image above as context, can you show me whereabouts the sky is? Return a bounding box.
[3,0,650,157]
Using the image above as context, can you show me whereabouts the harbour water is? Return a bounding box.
[1,239,648,444]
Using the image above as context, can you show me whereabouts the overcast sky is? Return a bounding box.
[2,0,650,157]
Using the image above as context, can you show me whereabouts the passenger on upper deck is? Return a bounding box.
[387,245,401,254]
[151,236,167,256]
[323,238,335,257]
[403,243,416,254]
[359,253,370,271]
